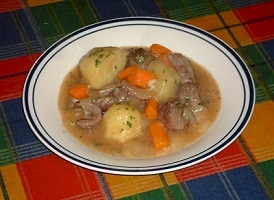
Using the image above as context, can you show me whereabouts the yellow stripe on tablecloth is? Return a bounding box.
[221,10,253,46]
[241,101,274,162]
[210,29,237,48]
[184,14,224,31]
[104,174,165,199]
[229,25,254,46]
[26,0,63,7]
[184,12,253,48]
[0,164,27,200]
[163,172,179,185]
[220,11,241,26]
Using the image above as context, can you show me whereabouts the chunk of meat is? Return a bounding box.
[168,53,195,84]
[127,48,154,69]
[76,103,102,129]
[178,82,201,107]
[92,96,115,111]
[76,118,100,129]
[111,85,131,103]
[158,101,189,131]
[82,84,149,114]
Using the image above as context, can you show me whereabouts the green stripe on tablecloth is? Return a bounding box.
[30,0,97,46]
[210,0,231,12]
[259,159,274,188]
[159,0,231,21]
[0,107,14,166]
[118,183,190,199]
[242,45,273,101]
[160,0,212,20]
[119,187,181,200]
[254,80,271,103]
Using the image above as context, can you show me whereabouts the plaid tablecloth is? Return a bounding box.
[0,0,273,199]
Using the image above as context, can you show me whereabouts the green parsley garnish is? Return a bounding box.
[136,55,145,64]
[126,121,132,128]
[95,54,104,68]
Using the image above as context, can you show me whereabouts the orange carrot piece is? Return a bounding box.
[157,53,172,66]
[69,83,89,99]
[149,121,170,149]
[150,44,171,56]
[126,68,156,89]
[119,66,156,89]
[118,65,138,80]
[145,97,159,120]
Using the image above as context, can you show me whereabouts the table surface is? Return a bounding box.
[0,0,273,199]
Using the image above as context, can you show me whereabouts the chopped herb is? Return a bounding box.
[126,121,132,128]
[120,128,124,133]
[95,54,105,68]
[184,95,191,101]
[129,115,135,120]
[136,55,144,63]
[94,142,102,146]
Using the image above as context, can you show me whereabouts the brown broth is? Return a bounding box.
[58,53,221,158]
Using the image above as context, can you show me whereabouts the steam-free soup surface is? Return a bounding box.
[58,45,221,158]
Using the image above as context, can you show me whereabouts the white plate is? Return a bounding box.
[22,17,255,175]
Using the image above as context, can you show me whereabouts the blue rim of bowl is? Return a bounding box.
[22,17,255,175]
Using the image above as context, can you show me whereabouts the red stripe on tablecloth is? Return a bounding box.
[244,18,274,43]
[0,0,23,12]
[17,154,107,199]
[175,141,249,182]
[0,53,41,77]
[234,1,274,22]
[0,53,41,102]
[234,1,274,42]
[0,73,27,101]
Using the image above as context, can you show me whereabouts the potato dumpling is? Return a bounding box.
[147,59,181,104]
[101,103,144,143]
[79,47,128,89]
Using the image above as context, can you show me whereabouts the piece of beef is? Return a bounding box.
[178,82,201,107]
[127,48,154,69]
[92,96,115,111]
[84,84,148,115]
[168,53,195,84]
[158,101,189,131]
[76,103,102,129]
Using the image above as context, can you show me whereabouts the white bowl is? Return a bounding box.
[22,17,255,175]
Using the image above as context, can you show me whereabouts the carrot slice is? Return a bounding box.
[69,83,89,99]
[118,65,138,80]
[145,97,158,120]
[149,121,170,149]
[119,66,156,89]
[126,68,156,89]
[150,44,171,56]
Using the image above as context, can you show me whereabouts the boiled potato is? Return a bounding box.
[79,47,128,89]
[101,103,144,143]
[147,59,181,103]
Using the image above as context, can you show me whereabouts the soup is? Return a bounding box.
[58,44,221,158]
